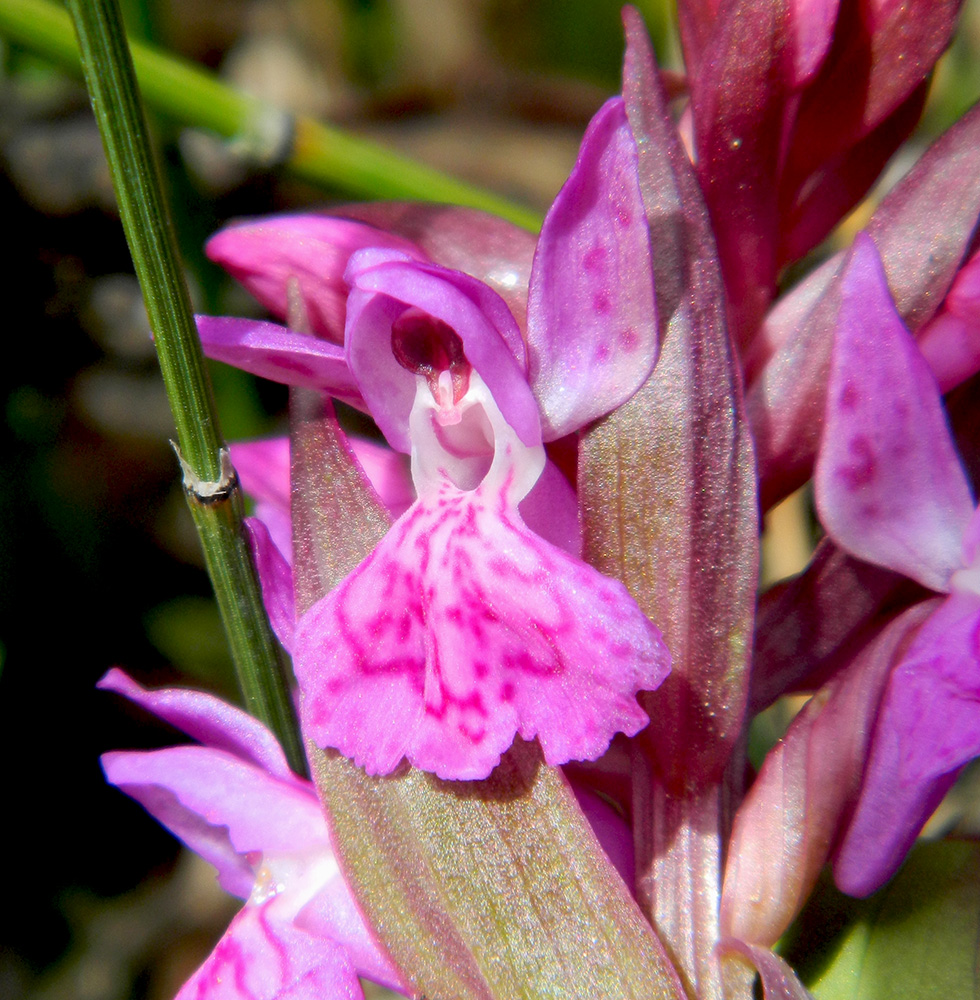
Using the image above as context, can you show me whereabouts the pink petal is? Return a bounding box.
[917,248,980,393]
[231,438,294,562]
[196,316,363,406]
[349,437,414,520]
[294,485,670,780]
[815,233,975,593]
[231,438,291,511]
[571,784,635,888]
[101,749,252,898]
[343,251,539,454]
[835,590,980,897]
[527,97,657,439]
[518,457,581,557]
[98,668,293,779]
[102,745,327,860]
[206,213,424,342]
[176,902,364,1000]
[231,436,414,537]
[245,517,296,652]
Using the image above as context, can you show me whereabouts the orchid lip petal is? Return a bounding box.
[527,96,658,439]
[815,233,975,592]
[294,477,669,780]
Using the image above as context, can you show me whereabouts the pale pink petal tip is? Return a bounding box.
[176,903,364,1000]
[294,487,669,780]
[97,667,292,779]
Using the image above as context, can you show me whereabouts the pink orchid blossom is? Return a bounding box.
[814,232,980,896]
[100,668,638,998]
[198,96,671,780]
[98,668,405,1000]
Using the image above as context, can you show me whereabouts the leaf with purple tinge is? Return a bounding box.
[595,4,757,794]
[570,15,757,997]
[815,233,975,593]
[749,538,922,713]
[719,939,817,1000]
[722,602,936,946]
[779,82,928,265]
[834,590,980,897]
[687,0,789,347]
[749,102,980,509]
[527,97,658,439]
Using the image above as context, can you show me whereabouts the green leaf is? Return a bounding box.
[785,841,980,1000]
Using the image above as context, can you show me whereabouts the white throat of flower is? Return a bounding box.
[248,845,339,920]
[407,368,545,506]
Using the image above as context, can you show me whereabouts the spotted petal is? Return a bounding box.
[815,233,975,593]
[527,96,658,439]
[176,902,364,1000]
[294,484,669,780]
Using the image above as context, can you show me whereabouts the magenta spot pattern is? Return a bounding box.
[179,901,358,1000]
[294,481,670,780]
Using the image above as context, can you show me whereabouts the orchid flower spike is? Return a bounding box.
[198,97,671,781]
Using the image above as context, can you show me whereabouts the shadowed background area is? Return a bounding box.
[1,0,978,997]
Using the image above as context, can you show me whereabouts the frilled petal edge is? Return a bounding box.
[294,484,670,779]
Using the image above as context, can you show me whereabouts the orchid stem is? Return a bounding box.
[0,0,542,232]
[65,0,307,776]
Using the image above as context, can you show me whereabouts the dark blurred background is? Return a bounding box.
[1,1,978,997]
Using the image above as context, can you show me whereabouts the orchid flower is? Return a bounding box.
[813,232,980,896]
[198,96,671,781]
[98,668,404,1000]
